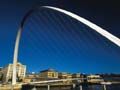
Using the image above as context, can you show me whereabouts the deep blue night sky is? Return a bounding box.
[0,0,120,74]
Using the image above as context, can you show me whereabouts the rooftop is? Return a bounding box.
[40,69,57,73]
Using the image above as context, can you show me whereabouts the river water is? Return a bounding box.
[20,84,120,90]
[79,84,120,90]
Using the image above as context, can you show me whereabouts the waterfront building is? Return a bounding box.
[39,69,58,79]
[58,72,72,79]
[58,72,68,79]
[72,73,82,83]
[26,73,39,79]
[72,73,81,78]
[24,73,39,82]
[3,62,26,82]
[0,67,3,81]
[87,74,104,82]
[58,72,72,84]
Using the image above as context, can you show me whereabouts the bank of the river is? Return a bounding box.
[0,84,21,90]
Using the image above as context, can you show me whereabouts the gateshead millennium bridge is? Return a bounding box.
[12,6,120,88]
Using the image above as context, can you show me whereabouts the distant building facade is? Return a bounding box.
[0,67,3,81]
[3,62,26,82]
[72,73,82,83]
[58,72,68,79]
[26,73,39,79]
[58,72,72,84]
[87,75,104,82]
[24,73,39,83]
[39,69,58,79]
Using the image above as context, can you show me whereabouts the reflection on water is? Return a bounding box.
[79,85,120,90]
[83,85,102,90]
[107,84,120,90]
[22,84,120,90]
